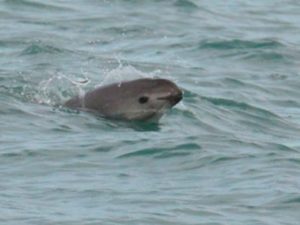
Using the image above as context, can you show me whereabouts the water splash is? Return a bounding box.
[34,72,90,106]
[95,62,162,88]
[33,63,163,106]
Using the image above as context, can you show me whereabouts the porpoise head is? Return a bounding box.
[64,78,182,122]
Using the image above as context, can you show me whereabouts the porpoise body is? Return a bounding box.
[64,78,182,122]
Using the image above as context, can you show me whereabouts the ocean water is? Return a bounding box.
[1,0,300,224]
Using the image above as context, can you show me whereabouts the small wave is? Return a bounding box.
[199,39,283,50]
[288,158,300,165]
[4,0,73,11]
[270,99,300,108]
[242,51,286,62]
[117,143,201,159]
[202,96,278,117]
[1,150,39,158]
[20,43,66,56]
[281,196,300,204]
[263,142,298,153]
[0,152,20,158]
[179,154,255,171]
[102,25,151,36]
[200,96,300,134]
[174,0,198,9]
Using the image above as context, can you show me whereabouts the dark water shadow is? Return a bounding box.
[56,105,161,132]
[97,116,162,132]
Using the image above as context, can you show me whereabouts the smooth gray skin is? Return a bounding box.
[64,78,182,122]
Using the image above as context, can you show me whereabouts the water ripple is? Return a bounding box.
[117,143,201,159]
[202,96,278,118]
[20,43,67,55]
[199,39,284,50]
[174,0,198,9]
[4,0,74,11]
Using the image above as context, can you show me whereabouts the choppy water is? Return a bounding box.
[1,0,300,224]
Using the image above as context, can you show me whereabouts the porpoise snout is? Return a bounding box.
[158,89,183,106]
[172,91,183,105]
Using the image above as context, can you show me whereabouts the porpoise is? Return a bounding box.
[64,78,182,122]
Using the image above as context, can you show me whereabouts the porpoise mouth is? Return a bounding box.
[157,91,183,106]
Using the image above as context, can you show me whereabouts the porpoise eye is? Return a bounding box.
[138,96,149,104]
